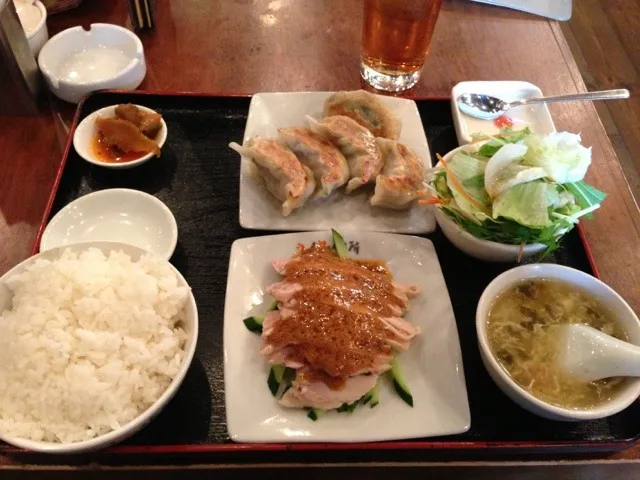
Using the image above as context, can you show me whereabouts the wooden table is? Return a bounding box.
[0,0,638,473]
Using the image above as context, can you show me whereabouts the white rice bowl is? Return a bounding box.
[0,243,197,451]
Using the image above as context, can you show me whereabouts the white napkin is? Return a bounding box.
[471,0,572,21]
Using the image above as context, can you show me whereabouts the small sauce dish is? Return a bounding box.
[38,23,146,104]
[451,81,556,145]
[73,104,167,169]
[40,189,178,260]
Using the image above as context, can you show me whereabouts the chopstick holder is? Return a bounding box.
[127,0,155,30]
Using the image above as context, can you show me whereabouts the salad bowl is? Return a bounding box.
[430,131,605,262]
[433,144,545,262]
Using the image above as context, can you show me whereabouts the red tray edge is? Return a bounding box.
[22,89,626,457]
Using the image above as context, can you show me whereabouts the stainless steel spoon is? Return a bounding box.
[457,89,630,121]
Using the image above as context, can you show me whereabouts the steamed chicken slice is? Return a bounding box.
[229,137,316,216]
[306,115,383,193]
[95,117,160,156]
[278,126,350,198]
[371,138,425,210]
[279,370,379,410]
[262,245,420,380]
[260,309,398,375]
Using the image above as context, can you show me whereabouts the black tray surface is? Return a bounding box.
[21,92,640,457]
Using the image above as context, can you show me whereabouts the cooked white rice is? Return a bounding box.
[0,248,189,444]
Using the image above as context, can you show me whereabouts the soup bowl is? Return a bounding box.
[476,264,640,421]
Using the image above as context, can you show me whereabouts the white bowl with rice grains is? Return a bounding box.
[476,264,640,421]
[0,242,198,453]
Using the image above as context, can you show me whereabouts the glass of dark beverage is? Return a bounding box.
[361,0,443,92]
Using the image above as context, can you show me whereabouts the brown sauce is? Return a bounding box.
[268,243,405,388]
[91,134,146,164]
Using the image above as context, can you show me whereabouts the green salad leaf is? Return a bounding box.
[492,181,552,228]
[472,127,532,157]
[565,180,606,209]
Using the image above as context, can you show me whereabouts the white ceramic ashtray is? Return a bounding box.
[73,104,167,169]
[41,189,178,260]
[13,0,48,56]
[38,23,146,103]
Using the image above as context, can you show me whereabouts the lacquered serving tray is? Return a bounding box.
[8,91,638,459]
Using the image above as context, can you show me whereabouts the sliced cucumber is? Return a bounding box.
[243,297,279,334]
[243,315,264,334]
[307,408,325,421]
[265,297,279,312]
[268,364,296,398]
[389,358,413,407]
[337,401,359,413]
[331,229,349,259]
[362,383,380,408]
[267,364,286,396]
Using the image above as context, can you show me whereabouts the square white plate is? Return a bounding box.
[223,231,470,443]
[451,81,556,145]
[237,92,435,234]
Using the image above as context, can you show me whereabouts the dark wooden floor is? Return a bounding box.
[560,0,640,203]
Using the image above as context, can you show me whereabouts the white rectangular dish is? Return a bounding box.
[237,92,435,234]
[451,81,556,145]
[223,231,470,443]
[471,0,572,21]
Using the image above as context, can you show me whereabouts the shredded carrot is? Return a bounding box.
[517,242,525,263]
[418,198,442,205]
[437,153,485,210]
[296,242,305,252]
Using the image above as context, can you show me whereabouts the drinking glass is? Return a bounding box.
[361,0,443,92]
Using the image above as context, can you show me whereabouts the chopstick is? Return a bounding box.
[128,0,155,30]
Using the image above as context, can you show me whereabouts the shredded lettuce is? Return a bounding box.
[445,152,491,219]
[472,127,532,158]
[492,181,552,228]
[483,143,547,198]
[521,132,592,183]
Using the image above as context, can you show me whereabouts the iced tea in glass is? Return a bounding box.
[361,0,443,92]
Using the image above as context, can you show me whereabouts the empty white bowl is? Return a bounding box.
[41,189,178,260]
[38,23,146,103]
[476,264,640,421]
[0,241,198,453]
[73,104,167,169]
[434,144,546,262]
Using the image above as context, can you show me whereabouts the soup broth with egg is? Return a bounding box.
[487,279,627,409]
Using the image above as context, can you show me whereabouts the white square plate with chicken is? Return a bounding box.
[223,231,469,443]
[236,92,435,234]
